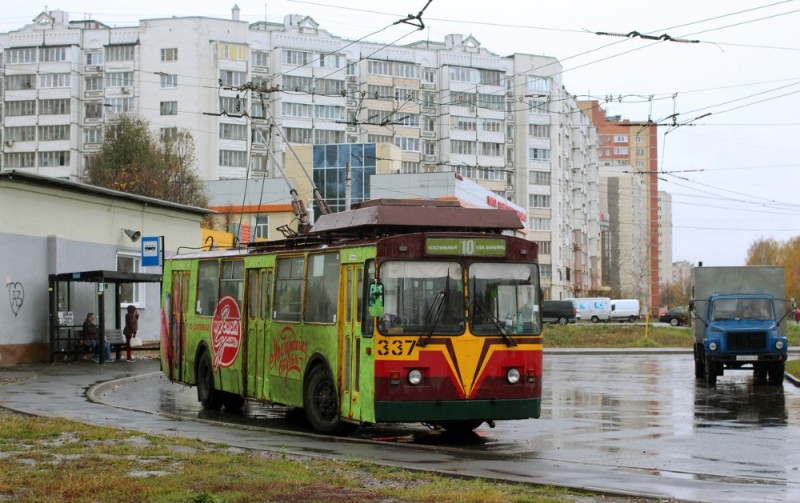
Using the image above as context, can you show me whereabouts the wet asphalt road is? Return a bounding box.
[3,351,800,502]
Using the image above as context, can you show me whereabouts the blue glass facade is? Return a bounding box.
[312,143,377,213]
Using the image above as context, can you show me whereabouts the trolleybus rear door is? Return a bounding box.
[245,268,272,400]
[167,270,190,381]
[339,265,363,421]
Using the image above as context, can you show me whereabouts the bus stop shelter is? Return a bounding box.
[48,270,162,363]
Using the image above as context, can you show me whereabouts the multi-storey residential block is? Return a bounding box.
[0,8,601,300]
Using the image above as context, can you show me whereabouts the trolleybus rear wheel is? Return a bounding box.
[440,420,483,435]
[197,350,222,410]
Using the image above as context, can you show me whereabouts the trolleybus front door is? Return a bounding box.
[245,268,272,400]
[339,265,363,421]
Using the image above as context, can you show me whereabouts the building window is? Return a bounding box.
[219,123,246,140]
[6,48,37,64]
[38,151,70,167]
[161,127,178,142]
[535,241,551,255]
[4,152,36,168]
[528,217,550,231]
[529,148,551,162]
[394,62,418,78]
[160,74,177,89]
[252,50,269,67]
[528,100,549,114]
[85,102,103,119]
[254,215,269,240]
[481,119,502,133]
[284,127,313,144]
[6,100,36,116]
[614,135,628,143]
[38,73,70,88]
[452,116,476,131]
[282,102,312,118]
[84,128,103,144]
[314,105,345,120]
[219,70,247,87]
[106,71,134,87]
[527,76,551,93]
[160,101,178,115]
[614,147,629,155]
[5,126,36,142]
[219,150,247,167]
[450,66,478,83]
[480,142,503,156]
[218,43,247,61]
[367,60,391,76]
[451,140,476,155]
[117,253,143,307]
[394,137,420,152]
[529,194,551,208]
[401,161,419,173]
[539,264,552,278]
[85,51,103,65]
[40,46,68,62]
[529,124,550,137]
[106,45,135,62]
[422,69,436,83]
[635,148,644,156]
[283,50,311,66]
[105,98,134,115]
[7,74,36,90]
[314,129,344,144]
[85,76,103,91]
[423,118,435,132]
[38,125,70,141]
[530,171,551,185]
[160,48,178,62]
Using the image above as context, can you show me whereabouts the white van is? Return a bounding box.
[610,299,640,322]
[567,297,611,323]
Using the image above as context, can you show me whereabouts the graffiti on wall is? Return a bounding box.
[7,281,24,316]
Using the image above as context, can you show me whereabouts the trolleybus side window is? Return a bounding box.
[305,252,340,323]
[275,256,305,322]
[220,260,244,306]
[196,260,219,316]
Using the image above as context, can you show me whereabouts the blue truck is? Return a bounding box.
[690,266,795,386]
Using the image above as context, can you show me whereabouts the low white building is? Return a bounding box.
[0,170,211,365]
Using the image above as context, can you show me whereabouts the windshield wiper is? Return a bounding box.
[472,300,517,347]
[418,290,446,347]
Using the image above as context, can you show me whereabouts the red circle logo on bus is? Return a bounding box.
[211,295,241,369]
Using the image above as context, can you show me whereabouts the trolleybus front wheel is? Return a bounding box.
[197,350,223,410]
[439,420,483,435]
[303,365,354,435]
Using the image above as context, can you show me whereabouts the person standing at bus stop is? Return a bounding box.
[123,305,139,362]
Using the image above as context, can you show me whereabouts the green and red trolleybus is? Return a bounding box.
[161,199,543,434]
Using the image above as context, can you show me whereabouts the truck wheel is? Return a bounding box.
[670,318,679,327]
[558,317,568,325]
[768,363,784,385]
[694,358,705,379]
[628,315,637,323]
[705,359,718,386]
[754,367,768,383]
[591,316,599,323]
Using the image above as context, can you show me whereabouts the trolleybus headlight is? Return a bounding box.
[708,341,718,351]
[408,369,423,386]
[776,340,785,350]
[506,368,521,384]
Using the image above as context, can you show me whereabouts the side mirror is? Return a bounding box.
[368,283,384,317]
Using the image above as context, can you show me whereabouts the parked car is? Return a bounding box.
[543,300,577,325]
[659,306,689,326]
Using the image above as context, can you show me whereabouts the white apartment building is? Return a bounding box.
[0,8,600,300]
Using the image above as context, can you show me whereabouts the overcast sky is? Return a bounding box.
[4,1,799,268]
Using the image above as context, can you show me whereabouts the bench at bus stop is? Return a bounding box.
[103,329,159,361]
